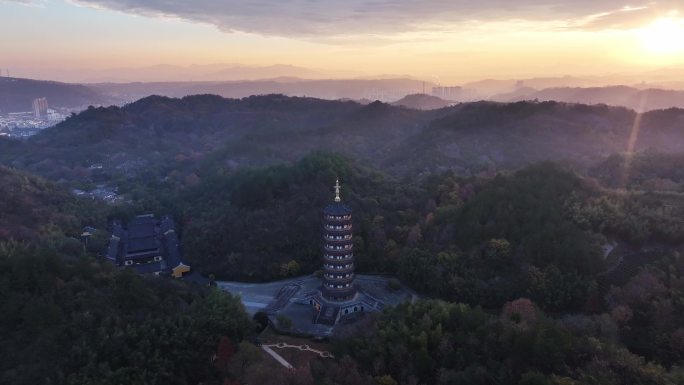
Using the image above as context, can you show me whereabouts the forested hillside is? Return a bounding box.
[0,165,257,385]
[4,94,684,384]
[0,242,253,385]
[4,95,684,185]
[117,152,682,319]
[336,298,683,384]
[0,165,105,240]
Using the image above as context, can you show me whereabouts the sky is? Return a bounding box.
[1,0,684,83]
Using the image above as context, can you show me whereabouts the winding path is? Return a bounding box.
[262,342,335,359]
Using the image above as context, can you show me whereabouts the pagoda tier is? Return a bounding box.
[321,191,356,302]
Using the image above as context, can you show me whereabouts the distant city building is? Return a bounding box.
[32,97,48,118]
[105,214,190,277]
[46,108,61,122]
[432,86,463,100]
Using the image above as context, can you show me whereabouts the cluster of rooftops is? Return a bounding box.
[105,214,190,278]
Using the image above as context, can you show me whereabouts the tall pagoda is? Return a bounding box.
[311,178,363,325]
[321,178,357,301]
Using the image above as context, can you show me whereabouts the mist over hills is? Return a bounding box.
[493,85,684,112]
[76,63,331,83]
[5,72,684,114]
[3,94,684,186]
[0,77,113,113]
[462,69,684,98]
[17,63,348,83]
[91,78,433,103]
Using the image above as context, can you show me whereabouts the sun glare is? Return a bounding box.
[637,17,684,55]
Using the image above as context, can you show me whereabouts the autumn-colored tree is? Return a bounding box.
[214,336,236,372]
[501,298,538,327]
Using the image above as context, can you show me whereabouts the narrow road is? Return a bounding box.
[261,345,294,369]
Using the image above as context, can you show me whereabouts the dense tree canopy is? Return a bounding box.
[0,242,253,385]
[335,299,682,385]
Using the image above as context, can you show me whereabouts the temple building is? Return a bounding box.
[105,214,190,277]
[311,179,366,325]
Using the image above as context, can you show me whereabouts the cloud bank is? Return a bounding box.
[71,0,681,37]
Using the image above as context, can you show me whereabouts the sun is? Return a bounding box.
[637,17,684,55]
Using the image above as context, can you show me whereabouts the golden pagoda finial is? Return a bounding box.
[334,178,341,202]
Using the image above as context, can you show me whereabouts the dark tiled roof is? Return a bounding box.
[126,215,159,253]
[105,238,119,263]
[324,203,352,215]
[131,261,164,275]
[106,214,187,274]
[126,239,159,254]
[162,217,182,268]
[123,251,159,260]
[160,215,175,233]
[105,221,124,263]
[164,243,181,266]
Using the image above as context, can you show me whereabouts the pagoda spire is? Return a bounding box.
[334,178,341,202]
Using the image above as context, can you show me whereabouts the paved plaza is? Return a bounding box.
[217,274,417,336]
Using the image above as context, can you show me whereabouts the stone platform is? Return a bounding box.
[217,274,417,336]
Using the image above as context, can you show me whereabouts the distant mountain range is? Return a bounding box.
[77,63,331,83]
[19,63,364,83]
[4,74,684,115]
[492,86,684,112]
[90,78,433,103]
[462,69,684,98]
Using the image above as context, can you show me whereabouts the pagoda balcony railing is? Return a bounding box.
[323,286,354,293]
[323,254,353,262]
[324,234,352,238]
[323,236,353,243]
[323,248,354,258]
[323,283,354,291]
[323,262,354,270]
[323,264,354,273]
[324,269,354,275]
[324,274,354,282]
[323,259,354,268]
[324,225,352,232]
[323,244,352,252]
[325,215,351,222]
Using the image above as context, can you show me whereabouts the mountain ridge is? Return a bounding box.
[4,94,684,185]
[0,77,114,113]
